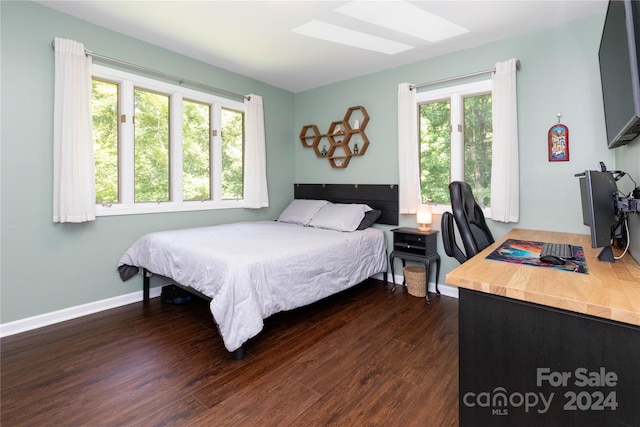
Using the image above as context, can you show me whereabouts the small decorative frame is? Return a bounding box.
[548,113,569,162]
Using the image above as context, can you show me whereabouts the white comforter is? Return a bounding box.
[118,221,387,352]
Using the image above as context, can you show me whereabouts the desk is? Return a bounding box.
[446,229,640,426]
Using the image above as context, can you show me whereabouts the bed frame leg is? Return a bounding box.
[143,269,150,302]
[232,346,245,361]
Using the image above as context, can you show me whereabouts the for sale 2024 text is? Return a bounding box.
[462,367,619,416]
[537,367,618,411]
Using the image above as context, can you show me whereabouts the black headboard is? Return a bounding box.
[294,184,398,226]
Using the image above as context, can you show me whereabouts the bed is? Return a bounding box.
[118,184,398,359]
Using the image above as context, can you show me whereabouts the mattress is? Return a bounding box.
[118,220,387,351]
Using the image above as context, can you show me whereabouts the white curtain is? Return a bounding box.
[243,94,269,208]
[490,58,520,223]
[397,83,421,214]
[52,38,95,223]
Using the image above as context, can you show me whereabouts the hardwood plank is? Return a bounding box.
[1,279,458,425]
[291,337,418,425]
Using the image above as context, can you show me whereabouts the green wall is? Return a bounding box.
[2,2,637,326]
[0,1,295,324]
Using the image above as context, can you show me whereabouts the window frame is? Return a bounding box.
[417,79,492,215]
[92,65,246,216]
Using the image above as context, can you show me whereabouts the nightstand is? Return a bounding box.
[389,227,440,302]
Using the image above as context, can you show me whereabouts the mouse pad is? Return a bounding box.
[485,239,588,274]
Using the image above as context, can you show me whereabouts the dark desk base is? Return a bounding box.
[458,289,640,426]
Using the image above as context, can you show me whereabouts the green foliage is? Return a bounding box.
[183,100,211,201]
[464,94,492,208]
[419,93,493,208]
[134,89,170,202]
[92,77,246,207]
[92,80,119,204]
[420,101,451,205]
[221,108,244,200]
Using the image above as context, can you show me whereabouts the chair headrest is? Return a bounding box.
[450,181,482,224]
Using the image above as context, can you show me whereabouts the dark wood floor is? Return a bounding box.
[1,279,459,426]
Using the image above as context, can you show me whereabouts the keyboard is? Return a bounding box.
[540,242,574,259]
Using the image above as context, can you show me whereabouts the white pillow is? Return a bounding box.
[308,203,369,232]
[277,199,329,225]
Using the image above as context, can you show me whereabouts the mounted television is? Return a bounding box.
[598,0,640,148]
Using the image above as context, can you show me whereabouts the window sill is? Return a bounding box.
[96,199,246,216]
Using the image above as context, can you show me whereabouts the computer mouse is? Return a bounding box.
[540,255,566,265]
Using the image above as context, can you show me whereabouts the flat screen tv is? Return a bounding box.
[598,0,640,148]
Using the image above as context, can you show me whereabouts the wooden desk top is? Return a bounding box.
[446,228,640,326]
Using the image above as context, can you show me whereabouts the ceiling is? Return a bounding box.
[38,1,608,93]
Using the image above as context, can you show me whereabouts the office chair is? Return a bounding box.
[441,212,467,264]
[441,181,495,263]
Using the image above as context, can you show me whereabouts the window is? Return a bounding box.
[92,79,119,205]
[418,80,492,209]
[182,99,211,201]
[91,65,245,215]
[134,88,170,203]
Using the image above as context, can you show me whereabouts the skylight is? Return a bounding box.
[336,1,469,42]
[291,20,414,55]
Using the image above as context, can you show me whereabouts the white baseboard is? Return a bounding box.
[1,274,458,338]
[429,282,459,299]
[382,272,459,299]
[0,287,162,338]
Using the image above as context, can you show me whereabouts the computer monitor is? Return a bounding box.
[578,170,620,262]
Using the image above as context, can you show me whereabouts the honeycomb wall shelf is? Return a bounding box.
[299,106,369,169]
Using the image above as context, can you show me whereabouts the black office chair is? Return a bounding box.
[441,212,467,264]
[441,181,495,264]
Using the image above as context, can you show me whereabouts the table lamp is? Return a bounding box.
[417,204,432,231]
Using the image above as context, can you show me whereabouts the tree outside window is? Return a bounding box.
[91,65,245,215]
[92,79,119,205]
[418,80,492,209]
